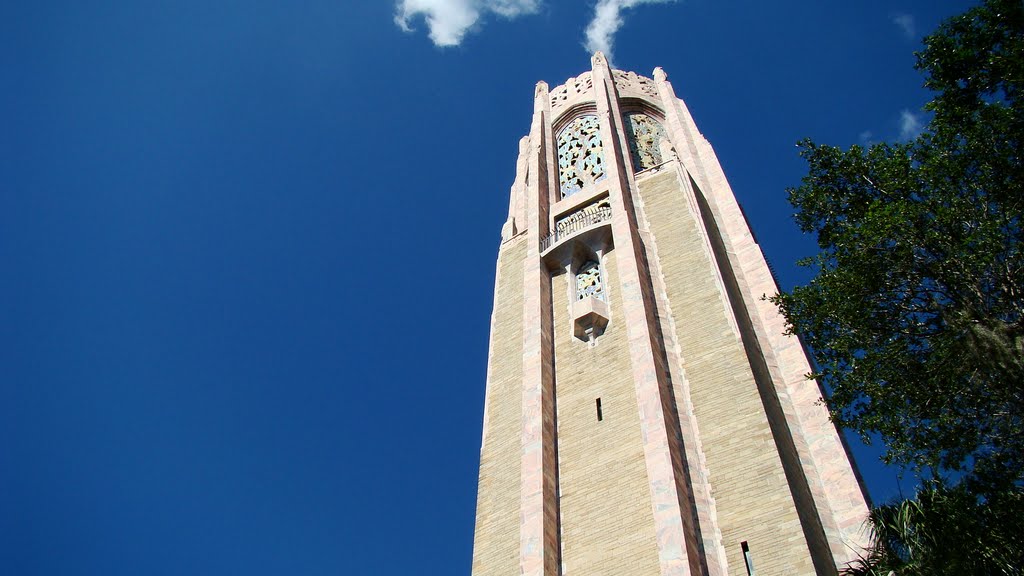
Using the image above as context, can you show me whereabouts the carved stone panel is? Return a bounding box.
[612,70,659,98]
[550,72,594,115]
[625,113,668,172]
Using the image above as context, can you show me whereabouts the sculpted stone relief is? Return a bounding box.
[557,115,606,198]
[612,70,659,98]
[575,260,604,301]
[549,73,594,114]
[625,113,668,172]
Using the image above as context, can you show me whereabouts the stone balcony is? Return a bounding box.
[540,202,612,254]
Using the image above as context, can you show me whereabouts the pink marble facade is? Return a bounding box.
[473,55,870,576]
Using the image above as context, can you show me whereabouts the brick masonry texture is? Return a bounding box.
[552,253,663,575]
[638,169,815,575]
[472,236,526,576]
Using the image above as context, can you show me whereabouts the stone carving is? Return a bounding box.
[549,73,593,114]
[557,115,606,198]
[576,260,604,301]
[612,69,659,98]
[625,113,668,171]
[549,85,568,110]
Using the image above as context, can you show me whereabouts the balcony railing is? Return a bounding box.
[540,204,612,252]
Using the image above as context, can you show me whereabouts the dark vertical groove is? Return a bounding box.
[690,179,836,576]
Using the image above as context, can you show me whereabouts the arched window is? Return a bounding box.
[624,112,668,172]
[557,115,606,198]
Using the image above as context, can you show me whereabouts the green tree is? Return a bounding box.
[774,0,1023,496]
[776,2,1024,572]
[843,484,1023,576]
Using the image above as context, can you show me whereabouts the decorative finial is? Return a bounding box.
[591,51,606,67]
[653,67,667,82]
[534,81,549,111]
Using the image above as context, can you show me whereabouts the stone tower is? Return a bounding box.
[471,55,870,576]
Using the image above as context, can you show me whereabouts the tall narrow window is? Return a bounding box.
[557,115,606,198]
[575,260,604,301]
[571,257,610,342]
[596,398,603,421]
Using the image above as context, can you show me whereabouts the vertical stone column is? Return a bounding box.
[520,81,561,576]
[502,136,531,242]
[628,70,730,576]
[653,67,870,569]
[591,52,701,576]
[651,67,710,192]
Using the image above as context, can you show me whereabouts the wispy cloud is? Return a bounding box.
[899,109,923,140]
[892,13,915,39]
[858,130,875,146]
[395,0,672,58]
[394,0,541,47]
[584,0,672,63]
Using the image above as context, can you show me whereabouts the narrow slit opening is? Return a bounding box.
[596,398,603,421]
[741,541,755,576]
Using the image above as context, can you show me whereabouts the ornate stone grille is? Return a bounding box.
[549,72,594,115]
[557,115,606,198]
[625,113,668,172]
[575,260,604,301]
[612,70,659,98]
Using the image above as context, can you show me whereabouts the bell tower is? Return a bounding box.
[471,55,870,576]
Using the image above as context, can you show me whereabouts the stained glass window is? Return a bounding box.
[575,260,604,301]
[557,115,606,198]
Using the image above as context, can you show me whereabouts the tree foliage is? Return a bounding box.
[842,484,1023,576]
[773,0,1023,496]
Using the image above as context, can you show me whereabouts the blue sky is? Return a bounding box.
[0,1,976,574]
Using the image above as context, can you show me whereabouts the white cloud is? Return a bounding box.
[487,0,542,18]
[858,130,874,145]
[892,13,915,39]
[899,109,923,140]
[584,0,672,64]
[395,0,541,47]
